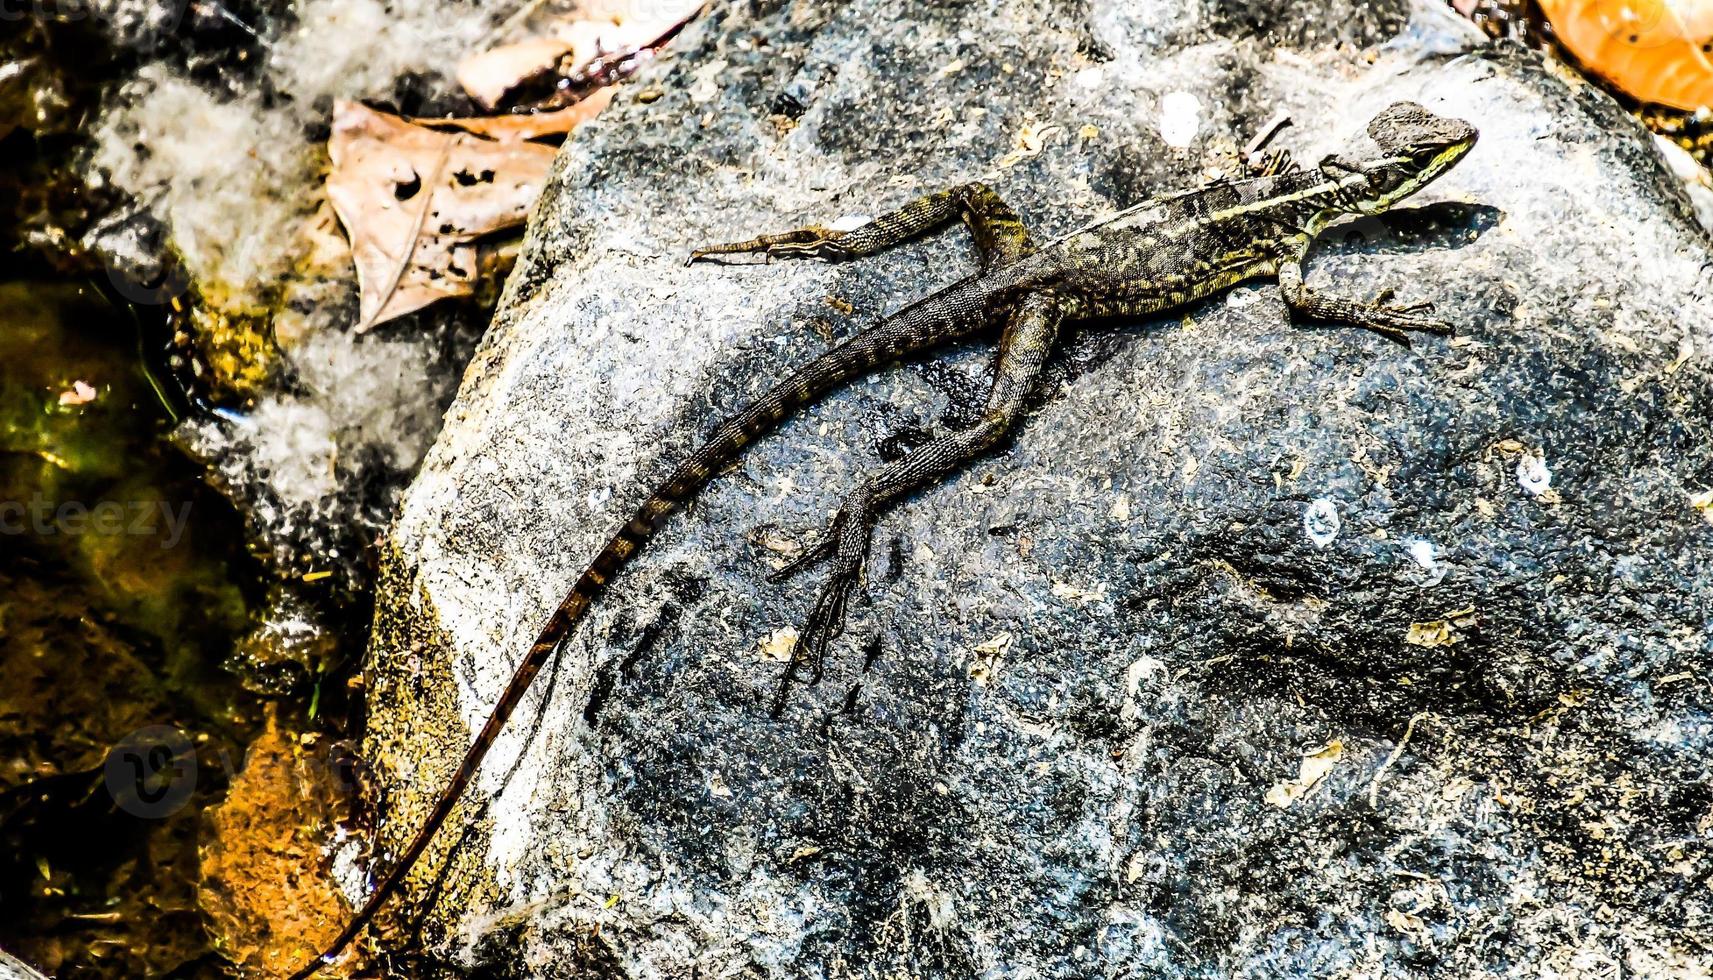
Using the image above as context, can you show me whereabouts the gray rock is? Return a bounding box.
[0,949,49,980]
[366,1,1713,977]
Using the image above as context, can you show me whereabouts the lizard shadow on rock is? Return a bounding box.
[579,572,709,728]
[621,197,1508,743]
[1329,201,1504,255]
[408,640,570,948]
[405,581,709,966]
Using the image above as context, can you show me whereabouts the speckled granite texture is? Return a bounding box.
[364,1,1713,975]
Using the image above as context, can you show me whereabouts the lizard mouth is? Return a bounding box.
[1412,126,1478,176]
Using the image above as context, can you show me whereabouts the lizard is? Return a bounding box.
[290,100,1477,978]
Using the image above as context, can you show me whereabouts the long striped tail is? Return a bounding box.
[288,290,981,979]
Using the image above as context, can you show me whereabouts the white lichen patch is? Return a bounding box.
[270,0,488,109]
[88,68,310,291]
[1405,538,1447,587]
[329,827,370,910]
[1516,452,1553,496]
[1304,497,1341,547]
[1157,90,1202,148]
[182,328,442,516]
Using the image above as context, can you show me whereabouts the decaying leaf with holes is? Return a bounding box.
[325,101,560,330]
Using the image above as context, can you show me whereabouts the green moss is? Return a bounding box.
[362,538,506,966]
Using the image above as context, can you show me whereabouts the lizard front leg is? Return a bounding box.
[1276,243,1453,344]
[768,291,1063,712]
[689,181,1036,269]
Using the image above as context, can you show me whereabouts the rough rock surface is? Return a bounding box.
[366,1,1713,976]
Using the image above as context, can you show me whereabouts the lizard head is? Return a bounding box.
[1338,102,1477,213]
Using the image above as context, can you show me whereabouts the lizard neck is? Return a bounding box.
[1215,168,1373,237]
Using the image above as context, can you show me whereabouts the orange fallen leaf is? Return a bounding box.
[1540,0,1713,110]
[198,707,358,978]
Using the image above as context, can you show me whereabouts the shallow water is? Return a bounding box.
[0,277,272,977]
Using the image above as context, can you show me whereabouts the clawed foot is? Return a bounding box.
[769,560,863,716]
[1367,308,1453,345]
[766,511,846,584]
[1370,288,1438,318]
[765,511,868,716]
[1361,289,1453,344]
[688,226,853,264]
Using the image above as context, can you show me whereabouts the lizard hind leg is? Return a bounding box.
[770,292,1064,713]
[689,182,1036,268]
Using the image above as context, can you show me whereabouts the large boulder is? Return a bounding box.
[363,1,1713,976]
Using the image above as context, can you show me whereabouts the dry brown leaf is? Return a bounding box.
[198,706,357,978]
[327,100,559,329]
[456,36,579,109]
[410,86,615,142]
[459,0,705,108]
[1265,740,1345,808]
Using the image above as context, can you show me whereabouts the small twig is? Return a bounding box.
[1243,112,1294,162]
[1368,710,1435,808]
[522,5,706,111]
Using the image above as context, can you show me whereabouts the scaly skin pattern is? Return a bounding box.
[291,101,1478,978]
